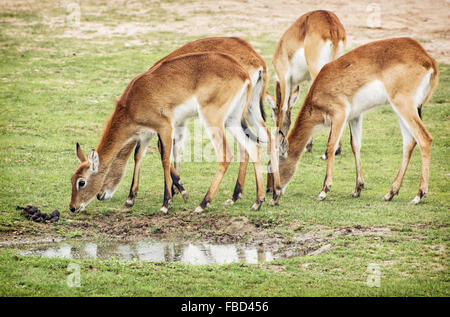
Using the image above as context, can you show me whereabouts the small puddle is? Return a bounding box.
[7,240,278,265]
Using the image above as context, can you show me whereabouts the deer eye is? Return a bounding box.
[77,179,86,189]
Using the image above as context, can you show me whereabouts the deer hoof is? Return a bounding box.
[193,206,205,214]
[410,196,421,205]
[223,199,235,206]
[351,191,361,198]
[125,198,135,207]
[181,190,189,203]
[250,200,264,211]
[159,206,169,214]
[315,191,327,201]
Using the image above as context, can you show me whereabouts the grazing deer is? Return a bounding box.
[266,10,346,160]
[70,52,269,214]
[96,37,282,208]
[278,38,438,204]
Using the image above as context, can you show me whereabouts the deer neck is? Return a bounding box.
[95,108,136,176]
[286,104,320,161]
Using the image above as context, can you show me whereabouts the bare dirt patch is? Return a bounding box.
[2,212,288,244]
[2,0,448,62]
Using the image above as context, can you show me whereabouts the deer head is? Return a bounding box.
[69,142,103,212]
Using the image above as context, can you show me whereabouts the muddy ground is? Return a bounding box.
[0,209,396,260]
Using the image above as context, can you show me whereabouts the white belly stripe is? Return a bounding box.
[349,80,389,120]
[172,97,199,127]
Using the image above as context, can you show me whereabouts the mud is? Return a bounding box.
[1,208,395,265]
[2,226,328,265]
[1,213,329,264]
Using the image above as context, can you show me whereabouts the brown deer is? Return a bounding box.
[95,37,282,208]
[70,52,269,214]
[266,10,346,160]
[278,38,438,204]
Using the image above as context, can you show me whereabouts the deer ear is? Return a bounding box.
[88,150,99,173]
[76,142,87,162]
[265,94,276,110]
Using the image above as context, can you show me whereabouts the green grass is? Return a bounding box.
[1,235,448,296]
[0,1,449,296]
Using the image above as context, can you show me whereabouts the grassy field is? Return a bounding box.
[0,1,449,296]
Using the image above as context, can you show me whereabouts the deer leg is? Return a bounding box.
[250,145,266,211]
[246,93,281,206]
[223,143,248,206]
[194,125,233,214]
[170,166,188,203]
[266,168,274,194]
[171,124,188,202]
[266,125,282,206]
[321,139,343,160]
[157,128,173,214]
[305,137,314,152]
[316,111,346,201]
[171,137,181,195]
[226,125,266,211]
[382,125,416,201]
[349,116,365,198]
[385,102,431,204]
[303,81,313,154]
[172,125,185,173]
[125,132,154,207]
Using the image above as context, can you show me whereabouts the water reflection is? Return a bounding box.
[17,240,275,265]
[84,243,97,259]
[136,241,165,262]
